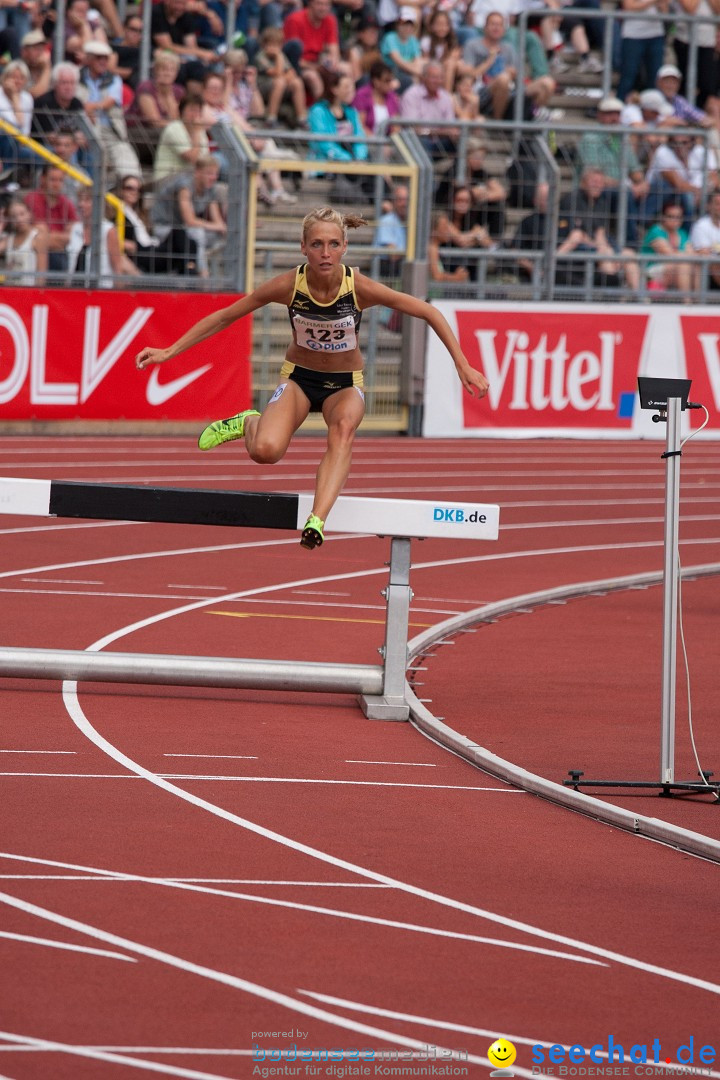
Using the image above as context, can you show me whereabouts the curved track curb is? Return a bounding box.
[405,562,720,865]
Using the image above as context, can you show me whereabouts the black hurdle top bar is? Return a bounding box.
[49,482,300,531]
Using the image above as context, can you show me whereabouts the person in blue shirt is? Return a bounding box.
[374,182,407,277]
[308,69,369,163]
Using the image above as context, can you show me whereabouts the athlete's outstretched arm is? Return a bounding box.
[354,274,489,398]
[135,271,296,370]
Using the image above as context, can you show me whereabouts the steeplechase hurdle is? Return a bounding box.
[0,478,499,720]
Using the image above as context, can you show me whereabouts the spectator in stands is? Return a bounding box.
[428,211,470,284]
[380,7,423,91]
[67,185,137,285]
[577,95,648,244]
[434,183,496,280]
[400,60,457,163]
[0,0,32,57]
[125,50,184,165]
[503,13,557,115]
[420,10,462,91]
[616,0,669,104]
[115,173,160,274]
[222,48,265,123]
[655,62,718,135]
[24,162,78,271]
[347,13,383,84]
[64,0,110,65]
[551,0,604,75]
[309,68,369,161]
[690,187,720,288]
[50,129,89,199]
[352,59,400,134]
[672,0,718,110]
[0,60,35,150]
[31,61,88,164]
[462,11,518,120]
[453,71,481,121]
[113,12,145,92]
[467,142,506,239]
[253,27,308,126]
[374,181,408,276]
[510,178,550,283]
[641,198,698,294]
[20,30,51,100]
[0,197,48,285]
[78,40,142,181]
[645,130,717,223]
[151,153,227,277]
[151,0,219,94]
[283,0,341,103]
[558,165,640,289]
[153,91,209,186]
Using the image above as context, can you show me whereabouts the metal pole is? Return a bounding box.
[660,396,682,784]
[0,647,384,695]
[360,536,412,721]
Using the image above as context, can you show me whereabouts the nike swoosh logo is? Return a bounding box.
[146,364,213,406]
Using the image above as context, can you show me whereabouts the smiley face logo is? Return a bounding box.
[488,1039,517,1071]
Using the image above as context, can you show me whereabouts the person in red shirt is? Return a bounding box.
[24,164,79,272]
[283,0,340,101]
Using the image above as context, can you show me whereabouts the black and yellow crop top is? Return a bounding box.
[288,264,363,354]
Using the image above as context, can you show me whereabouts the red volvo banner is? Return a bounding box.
[0,289,252,420]
[424,302,720,438]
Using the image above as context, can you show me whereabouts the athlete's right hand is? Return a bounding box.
[135,347,169,370]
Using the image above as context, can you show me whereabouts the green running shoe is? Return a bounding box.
[198,409,260,451]
[300,513,325,549]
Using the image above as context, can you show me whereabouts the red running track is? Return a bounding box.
[0,435,718,1080]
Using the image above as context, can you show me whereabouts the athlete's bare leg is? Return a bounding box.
[244,381,311,463]
[311,386,365,523]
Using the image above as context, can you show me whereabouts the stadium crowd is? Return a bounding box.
[0,0,719,296]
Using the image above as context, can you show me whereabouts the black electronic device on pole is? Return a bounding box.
[566,376,719,799]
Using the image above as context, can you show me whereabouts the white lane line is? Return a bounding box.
[0,750,76,755]
[0,853,602,967]
[0,1032,235,1080]
[0,930,135,963]
[0,522,138,537]
[20,579,104,585]
[345,760,437,767]
[0,892,508,1071]
[0,875,388,886]
[0,772,517,790]
[158,776,510,790]
[297,990,720,1079]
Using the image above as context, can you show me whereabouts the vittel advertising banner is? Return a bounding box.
[424,302,720,438]
[0,289,252,420]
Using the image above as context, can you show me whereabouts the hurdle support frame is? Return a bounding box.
[0,477,500,721]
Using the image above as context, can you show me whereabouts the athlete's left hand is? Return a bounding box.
[459,365,489,398]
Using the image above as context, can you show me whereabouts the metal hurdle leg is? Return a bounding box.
[359,537,412,721]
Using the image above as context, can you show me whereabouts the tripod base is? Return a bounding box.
[565,770,720,799]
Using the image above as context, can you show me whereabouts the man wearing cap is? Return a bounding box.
[20,30,51,99]
[578,96,647,244]
[380,7,422,91]
[656,63,716,133]
[621,87,675,166]
[77,39,141,179]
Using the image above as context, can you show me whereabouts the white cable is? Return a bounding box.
[680,403,710,449]
[676,403,718,799]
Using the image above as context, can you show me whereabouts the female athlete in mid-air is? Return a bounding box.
[135,206,489,549]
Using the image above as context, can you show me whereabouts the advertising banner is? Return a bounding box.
[0,289,252,420]
[424,302,720,438]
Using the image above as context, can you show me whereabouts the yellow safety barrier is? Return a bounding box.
[0,118,125,245]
